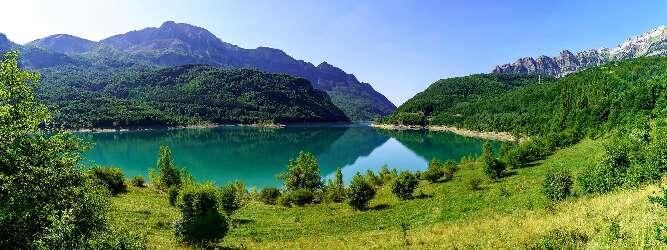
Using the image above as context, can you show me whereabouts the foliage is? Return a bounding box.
[154,146,183,189]
[218,183,244,215]
[327,168,346,203]
[130,176,145,187]
[174,183,228,245]
[347,173,376,210]
[506,138,551,169]
[423,159,445,183]
[528,229,588,250]
[37,65,349,128]
[168,186,179,206]
[442,160,457,181]
[482,142,506,179]
[259,187,281,205]
[649,187,667,210]
[279,189,315,207]
[391,171,419,200]
[467,176,483,190]
[0,51,111,249]
[541,169,573,201]
[85,229,147,250]
[88,166,128,195]
[280,151,322,192]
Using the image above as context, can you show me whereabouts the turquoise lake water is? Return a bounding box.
[79,124,500,188]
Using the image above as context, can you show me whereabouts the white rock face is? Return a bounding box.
[494,25,667,77]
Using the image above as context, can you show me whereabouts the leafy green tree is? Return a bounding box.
[423,159,445,183]
[281,151,322,191]
[327,168,346,203]
[259,187,281,205]
[218,183,244,215]
[392,171,419,200]
[541,169,573,201]
[174,183,228,245]
[347,173,376,210]
[482,142,506,179]
[153,146,182,190]
[0,52,109,249]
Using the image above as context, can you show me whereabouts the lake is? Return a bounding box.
[79,124,500,188]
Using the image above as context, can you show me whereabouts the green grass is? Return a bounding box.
[110,138,667,249]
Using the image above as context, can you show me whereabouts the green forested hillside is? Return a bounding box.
[37,65,349,128]
[384,57,667,137]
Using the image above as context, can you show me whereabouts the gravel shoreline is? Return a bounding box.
[370,123,518,142]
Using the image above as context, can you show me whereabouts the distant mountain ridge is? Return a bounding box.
[7,21,395,120]
[493,25,667,77]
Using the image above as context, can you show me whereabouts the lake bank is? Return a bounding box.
[68,122,288,133]
[370,123,518,142]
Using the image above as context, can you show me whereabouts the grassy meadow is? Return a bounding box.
[107,137,667,249]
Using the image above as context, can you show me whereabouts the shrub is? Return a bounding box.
[174,183,228,245]
[259,187,281,205]
[506,138,550,169]
[130,176,145,187]
[347,173,376,210]
[392,171,419,200]
[649,187,667,209]
[366,169,383,186]
[327,168,346,203]
[541,169,573,201]
[482,143,506,179]
[442,160,457,181]
[168,186,180,206]
[153,146,182,190]
[423,159,445,183]
[88,167,127,195]
[280,189,315,206]
[578,141,630,195]
[280,151,322,191]
[467,177,483,190]
[378,165,398,183]
[218,183,244,215]
[529,229,588,249]
[85,229,147,250]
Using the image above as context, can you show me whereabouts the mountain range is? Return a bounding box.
[1,21,396,121]
[493,25,667,77]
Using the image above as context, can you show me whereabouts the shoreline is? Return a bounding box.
[370,123,518,142]
[68,123,287,133]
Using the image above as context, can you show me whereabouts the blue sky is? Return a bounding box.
[1,0,666,105]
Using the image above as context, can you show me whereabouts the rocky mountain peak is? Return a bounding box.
[26,34,95,54]
[493,25,667,77]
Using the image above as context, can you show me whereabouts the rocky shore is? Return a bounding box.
[370,123,518,142]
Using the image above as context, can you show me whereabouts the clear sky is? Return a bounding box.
[1,0,666,105]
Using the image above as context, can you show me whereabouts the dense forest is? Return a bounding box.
[37,64,349,128]
[381,57,667,137]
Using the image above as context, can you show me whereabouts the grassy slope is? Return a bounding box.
[110,138,667,249]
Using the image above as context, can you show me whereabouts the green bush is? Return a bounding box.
[85,229,147,250]
[218,183,244,215]
[280,189,315,207]
[327,168,346,203]
[259,187,281,205]
[130,176,145,187]
[649,187,667,209]
[442,160,458,181]
[88,167,127,195]
[423,159,445,183]
[168,186,180,206]
[541,169,573,201]
[578,141,630,195]
[152,146,182,190]
[280,151,322,191]
[347,173,376,210]
[392,171,419,200]
[506,139,550,169]
[378,165,398,183]
[467,177,483,190]
[529,229,588,250]
[366,169,383,186]
[482,143,506,179]
[174,183,228,245]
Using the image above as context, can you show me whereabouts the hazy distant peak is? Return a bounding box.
[26,34,95,54]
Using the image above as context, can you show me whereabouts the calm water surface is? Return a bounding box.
[79,124,500,188]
